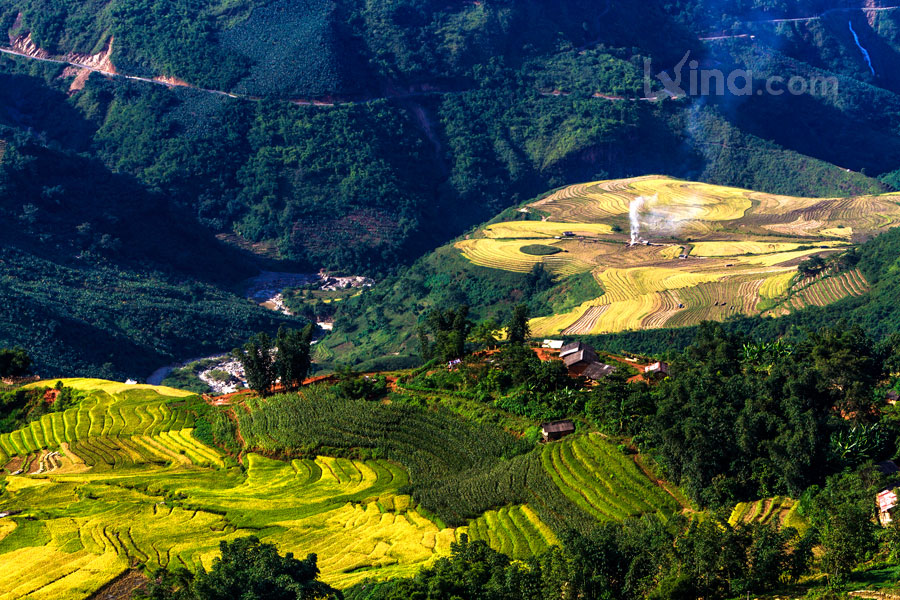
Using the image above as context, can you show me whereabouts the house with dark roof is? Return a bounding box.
[562,347,599,370]
[541,419,576,442]
[559,341,591,359]
[581,362,617,381]
[559,341,617,380]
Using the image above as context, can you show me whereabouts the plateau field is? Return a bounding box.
[455,176,900,336]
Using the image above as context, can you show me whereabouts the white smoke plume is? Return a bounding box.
[629,196,646,244]
[629,194,705,243]
[629,195,659,244]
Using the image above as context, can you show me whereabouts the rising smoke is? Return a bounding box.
[628,193,703,243]
[629,196,645,244]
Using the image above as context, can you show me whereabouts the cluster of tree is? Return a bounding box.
[418,303,533,364]
[136,536,341,600]
[585,321,899,506]
[233,325,315,396]
[0,348,31,378]
[348,514,812,600]
[0,381,79,434]
[798,249,859,278]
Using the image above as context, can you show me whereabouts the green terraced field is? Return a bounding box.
[728,496,807,533]
[0,380,582,599]
[0,381,464,598]
[540,434,681,522]
[463,504,559,560]
[0,382,687,599]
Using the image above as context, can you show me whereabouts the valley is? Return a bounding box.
[5,0,900,598]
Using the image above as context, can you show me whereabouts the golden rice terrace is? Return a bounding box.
[454,176,900,335]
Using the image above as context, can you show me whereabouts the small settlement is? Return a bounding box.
[534,341,671,443]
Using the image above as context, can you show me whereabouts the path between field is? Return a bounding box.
[631,453,691,510]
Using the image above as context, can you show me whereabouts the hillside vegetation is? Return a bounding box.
[0,130,301,379]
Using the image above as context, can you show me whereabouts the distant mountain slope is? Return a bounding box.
[0,133,300,379]
[2,0,899,278]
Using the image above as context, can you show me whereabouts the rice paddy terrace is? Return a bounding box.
[455,175,900,336]
[0,380,681,599]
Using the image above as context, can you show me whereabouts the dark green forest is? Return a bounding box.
[3,0,900,377]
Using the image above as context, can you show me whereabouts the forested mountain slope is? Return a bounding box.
[0,130,300,379]
[5,0,900,375]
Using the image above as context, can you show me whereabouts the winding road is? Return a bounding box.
[1,3,899,104]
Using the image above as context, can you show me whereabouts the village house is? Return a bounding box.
[560,342,600,373]
[643,361,670,377]
[560,341,617,381]
[581,362,617,381]
[541,419,576,442]
[542,339,564,350]
[878,488,899,526]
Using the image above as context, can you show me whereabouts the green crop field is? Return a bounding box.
[0,381,467,598]
[538,434,680,523]
[0,381,686,598]
[728,496,806,533]
[455,176,900,336]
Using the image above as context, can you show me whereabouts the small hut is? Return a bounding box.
[541,420,576,442]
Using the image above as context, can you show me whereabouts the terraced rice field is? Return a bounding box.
[482,221,613,239]
[463,505,559,560]
[539,434,680,522]
[760,269,869,317]
[728,496,806,532]
[0,382,459,598]
[459,176,898,335]
[455,239,592,276]
[1,380,576,599]
[531,176,754,230]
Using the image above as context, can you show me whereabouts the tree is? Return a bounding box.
[419,306,473,362]
[523,263,554,297]
[506,304,530,344]
[275,325,314,391]
[0,348,31,378]
[809,324,881,418]
[137,536,341,600]
[586,370,648,435]
[233,333,275,396]
[807,470,879,584]
[798,254,826,277]
[469,319,501,350]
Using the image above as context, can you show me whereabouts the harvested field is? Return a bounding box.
[456,176,897,335]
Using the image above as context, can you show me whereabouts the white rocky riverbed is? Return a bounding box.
[145,269,372,390]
